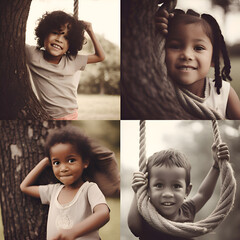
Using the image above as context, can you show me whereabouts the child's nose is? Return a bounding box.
[180,48,194,61]
[60,164,68,172]
[162,189,174,198]
[56,35,63,43]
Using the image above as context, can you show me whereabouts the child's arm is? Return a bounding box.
[20,157,50,198]
[83,21,105,64]
[226,86,240,119]
[128,172,147,237]
[51,203,109,240]
[191,142,230,213]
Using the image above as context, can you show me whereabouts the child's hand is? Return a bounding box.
[51,229,75,240]
[155,7,174,35]
[82,21,93,33]
[211,142,230,167]
[132,172,148,193]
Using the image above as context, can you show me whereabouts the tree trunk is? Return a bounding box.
[121,0,193,119]
[0,120,67,240]
[0,0,51,120]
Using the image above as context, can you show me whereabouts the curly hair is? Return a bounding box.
[167,9,232,95]
[44,125,93,180]
[147,149,191,187]
[35,11,86,57]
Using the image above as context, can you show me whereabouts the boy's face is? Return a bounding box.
[165,22,213,94]
[148,165,191,221]
[50,142,88,188]
[44,23,70,64]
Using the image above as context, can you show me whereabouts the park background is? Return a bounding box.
[27,0,120,120]
[121,120,240,240]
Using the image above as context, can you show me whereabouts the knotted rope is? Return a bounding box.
[136,120,236,238]
[74,0,79,19]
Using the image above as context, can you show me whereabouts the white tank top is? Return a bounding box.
[203,77,230,119]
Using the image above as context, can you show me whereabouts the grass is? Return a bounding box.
[77,94,120,120]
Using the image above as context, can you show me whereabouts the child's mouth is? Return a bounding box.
[161,202,174,206]
[177,65,197,71]
[51,44,63,50]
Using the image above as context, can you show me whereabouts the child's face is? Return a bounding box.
[50,142,88,188]
[165,22,213,90]
[44,23,70,63]
[148,165,191,221]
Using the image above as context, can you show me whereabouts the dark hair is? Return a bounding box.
[147,149,191,187]
[44,125,93,180]
[35,11,86,57]
[167,9,232,94]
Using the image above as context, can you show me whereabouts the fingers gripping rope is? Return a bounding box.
[136,120,236,238]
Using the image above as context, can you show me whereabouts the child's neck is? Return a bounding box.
[43,51,62,64]
[182,78,206,98]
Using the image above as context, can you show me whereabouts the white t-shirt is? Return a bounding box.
[25,45,88,118]
[39,182,107,240]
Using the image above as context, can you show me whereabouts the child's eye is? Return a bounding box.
[156,183,163,188]
[195,45,205,51]
[52,161,60,166]
[167,42,181,50]
[173,184,182,189]
[68,158,75,163]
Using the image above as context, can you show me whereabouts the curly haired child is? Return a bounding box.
[128,142,229,240]
[155,7,240,119]
[20,125,110,240]
[25,11,105,120]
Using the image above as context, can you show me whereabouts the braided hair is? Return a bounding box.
[168,9,232,94]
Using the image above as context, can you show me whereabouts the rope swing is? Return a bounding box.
[74,0,79,19]
[136,120,236,238]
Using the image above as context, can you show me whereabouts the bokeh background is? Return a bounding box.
[121,120,240,240]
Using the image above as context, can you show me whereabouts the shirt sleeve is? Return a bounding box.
[181,199,196,222]
[74,55,88,71]
[39,184,57,205]
[87,183,108,212]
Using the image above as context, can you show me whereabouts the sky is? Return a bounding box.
[26,0,120,46]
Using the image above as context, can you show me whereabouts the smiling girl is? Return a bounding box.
[156,8,240,119]
[25,11,105,120]
[20,125,110,240]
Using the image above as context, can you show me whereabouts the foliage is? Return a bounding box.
[78,35,120,95]
[211,0,240,13]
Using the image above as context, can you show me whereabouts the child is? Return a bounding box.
[155,8,240,119]
[128,142,229,240]
[25,11,105,120]
[20,125,110,240]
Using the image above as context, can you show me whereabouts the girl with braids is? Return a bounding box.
[156,8,240,119]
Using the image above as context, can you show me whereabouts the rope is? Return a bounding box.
[175,87,224,120]
[136,120,236,238]
[74,0,79,19]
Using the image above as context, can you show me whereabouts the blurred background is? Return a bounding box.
[26,0,120,120]
[175,0,240,98]
[121,120,240,240]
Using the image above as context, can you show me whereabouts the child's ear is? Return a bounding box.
[84,159,90,168]
[211,61,215,67]
[186,183,192,197]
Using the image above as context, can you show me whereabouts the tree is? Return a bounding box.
[0,120,66,239]
[0,120,120,239]
[121,0,194,119]
[79,36,120,95]
[0,0,50,120]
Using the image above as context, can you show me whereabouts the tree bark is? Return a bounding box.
[121,0,193,119]
[0,0,51,120]
[0,120,67,240]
